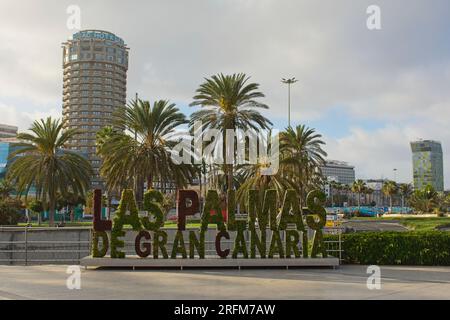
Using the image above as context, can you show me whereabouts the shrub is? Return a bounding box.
[0,200,21,225]
[326,231,450,266]
[28,200,43,214]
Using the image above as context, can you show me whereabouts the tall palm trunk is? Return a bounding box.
[147,174,153,191]
[49,198,56,227]
[227,164,233,191]
[222,128,233,192]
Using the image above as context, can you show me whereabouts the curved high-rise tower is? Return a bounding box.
[62,30,129,189]
[411,140,444,191]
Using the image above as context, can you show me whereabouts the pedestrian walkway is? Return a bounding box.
[0,265,449,299]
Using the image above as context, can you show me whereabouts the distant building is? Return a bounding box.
[0,138,19,179]
[364,179,389,206]
[320,160,355,186]
[0,124,18,139]
[62,30,129,189]
[410,140,444,191]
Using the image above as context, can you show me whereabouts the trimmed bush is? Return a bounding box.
[327,231,450,266]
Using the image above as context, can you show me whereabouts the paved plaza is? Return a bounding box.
[0,265,449,300]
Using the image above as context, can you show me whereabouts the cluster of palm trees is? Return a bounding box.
[329,179,414,211]
[6,73,328,226]
[409,185,450,215]
[6,118,92,226]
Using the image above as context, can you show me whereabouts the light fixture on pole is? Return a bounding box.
[281,77,298,127]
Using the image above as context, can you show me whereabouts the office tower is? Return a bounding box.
[0,124,18,139]
[62,30,129,188]
[410,140,444,191]
[320,160,356,186]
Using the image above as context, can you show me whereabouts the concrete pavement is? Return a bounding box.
[342,220,408,232]
[1,265,450,300]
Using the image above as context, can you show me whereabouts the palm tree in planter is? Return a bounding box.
[190,73,272,192]
[382,180,398,212]
[7,118,92,226]
[351,180,367,210]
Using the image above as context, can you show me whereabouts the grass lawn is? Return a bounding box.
[349,216,450,232]
[397,217,450,231]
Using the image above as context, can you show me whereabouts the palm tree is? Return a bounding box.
[0,179,15,200]
[236,131,289,207]
[96,126,116,151]
[190,73,272,192]
[279,125,327,206]
[409,184,438,214]
[399,183,413,213]
[351,180,367,209]
[97,99,194,201]
[7,118,92,226]
[333,182,344,206]
[382,180,398,212]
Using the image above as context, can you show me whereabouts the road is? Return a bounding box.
[342,219,408,232]
[0,265,449,300]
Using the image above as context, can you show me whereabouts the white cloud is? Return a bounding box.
[0,0,449,188]
[0,103,61,131]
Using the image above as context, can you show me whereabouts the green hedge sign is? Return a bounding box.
[91,189,328,259]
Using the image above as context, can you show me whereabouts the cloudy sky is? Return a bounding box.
[0,0,449,187]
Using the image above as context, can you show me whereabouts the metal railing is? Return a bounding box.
[0,226,91,265]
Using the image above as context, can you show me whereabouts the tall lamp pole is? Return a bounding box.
[281,77,298,127]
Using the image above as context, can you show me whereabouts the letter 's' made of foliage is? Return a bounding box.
[278,189,305,231]
[141,189,165,231]
[305,190,327,258]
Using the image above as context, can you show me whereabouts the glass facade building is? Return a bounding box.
[62,30,129,189]
[0,141,20,180]
[0,142,11,179]
[411,140,444,191]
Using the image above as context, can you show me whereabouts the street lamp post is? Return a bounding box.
[393,168,398,212]
[281,77,298,127]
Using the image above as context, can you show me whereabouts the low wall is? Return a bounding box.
[0,227,339,265]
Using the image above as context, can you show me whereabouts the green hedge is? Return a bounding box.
[327,231,450,266]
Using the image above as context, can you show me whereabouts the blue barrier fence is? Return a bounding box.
[326,206,413,217]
